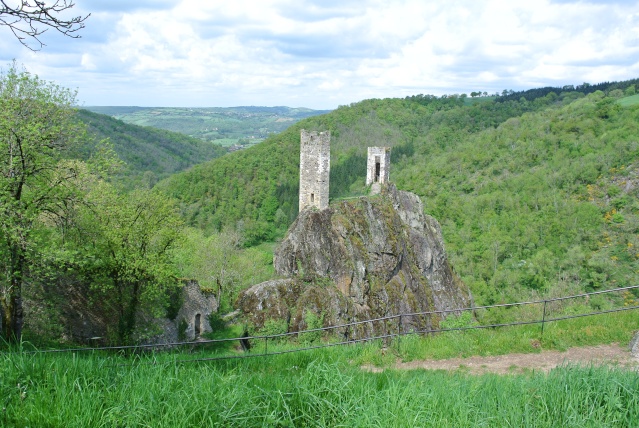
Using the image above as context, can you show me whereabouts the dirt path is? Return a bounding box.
[363,344,639,375]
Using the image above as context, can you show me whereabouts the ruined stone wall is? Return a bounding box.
[299,130,330,211]
[366,147,390,193]
[175,280,219,340]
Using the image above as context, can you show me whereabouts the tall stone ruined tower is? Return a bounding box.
[299,130,330,212]
[366,147,390,194]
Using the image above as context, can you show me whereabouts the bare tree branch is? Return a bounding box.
[0,0,90,51]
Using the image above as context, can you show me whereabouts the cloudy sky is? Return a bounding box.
[1,0,638,109]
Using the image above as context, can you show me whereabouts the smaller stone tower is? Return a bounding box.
[299,130,330,212]
[366,147,390,194]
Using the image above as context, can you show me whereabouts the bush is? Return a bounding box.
[439,311,478,330]
[257,318,289,343]
[299,311,325,344]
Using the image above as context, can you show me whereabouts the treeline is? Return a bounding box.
[496,76,639,103]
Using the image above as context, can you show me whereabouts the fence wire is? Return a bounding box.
[14,284,639,364]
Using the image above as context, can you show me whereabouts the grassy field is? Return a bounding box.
[202,308,639,366]
[3,350,637,427]
[618,94,639,107]
[3,310,638,427]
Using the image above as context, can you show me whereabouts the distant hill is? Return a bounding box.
[155,85,639,308]
[84,106,332,148]
[75,109,227,189]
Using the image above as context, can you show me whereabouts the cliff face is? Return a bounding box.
[237,184,472,339]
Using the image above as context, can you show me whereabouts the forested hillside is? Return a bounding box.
[76,109,227,188]
[5,60,639,346]
[157,82,639,305]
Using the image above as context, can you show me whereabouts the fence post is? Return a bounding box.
[264,336,268,356]
[397,314,402,353]
[540,300,548,338]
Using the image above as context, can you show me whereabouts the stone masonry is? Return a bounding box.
[299,129,330,212]
[366,147,390,194]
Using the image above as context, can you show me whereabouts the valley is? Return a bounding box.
[3,68,639,426]
[85,105,331,149]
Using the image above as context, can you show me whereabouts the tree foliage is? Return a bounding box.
[0,62,83,342]
[173,228,274,314]
[66,182,185,344]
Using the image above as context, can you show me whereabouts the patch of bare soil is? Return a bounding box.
[363,344,639,375]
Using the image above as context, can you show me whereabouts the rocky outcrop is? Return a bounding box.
[237,184,472,339]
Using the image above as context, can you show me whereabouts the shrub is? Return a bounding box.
[299,311,325,344]
[258,318,289,343]
[439,311,478,330]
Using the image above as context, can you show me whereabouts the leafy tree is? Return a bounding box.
[70,183,185,344]
[174,228,274,314]
[0,62,84,342]
[176,229,241,313]
[0,0,89,50]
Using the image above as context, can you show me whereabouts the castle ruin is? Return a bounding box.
[299,130,330,212]
[366,147,391,194]
[299,132,392,210]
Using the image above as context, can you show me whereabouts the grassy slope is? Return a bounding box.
[5,361,637,427]
[76,109,227,188]
[619,93,639,107]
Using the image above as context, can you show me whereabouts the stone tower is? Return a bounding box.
[366,147,390,194]
[299,130,330,212]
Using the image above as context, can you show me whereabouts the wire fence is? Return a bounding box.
[17,284,639,363]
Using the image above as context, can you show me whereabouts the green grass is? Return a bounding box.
[3,310,639,426]
[463,96,496,105]
[618,94,639,107]
[394,309,639,363]
[2,341,638,427]
[191,306,639,366]
[211,137,239,146]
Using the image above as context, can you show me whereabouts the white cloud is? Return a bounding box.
[1,0,639,108]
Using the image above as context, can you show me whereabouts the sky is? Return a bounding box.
[1,0,639,109]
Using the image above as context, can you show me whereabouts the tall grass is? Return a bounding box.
[2,348,638,427]
[3,310,638,426]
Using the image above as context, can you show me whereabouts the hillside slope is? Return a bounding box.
[156,89,639,305]
[76,109,227,188]
[155,95,538,240]
[84,106,331,148]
